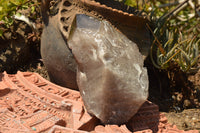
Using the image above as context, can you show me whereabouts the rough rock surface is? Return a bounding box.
[68,14,147,124]
[0,71,198,133]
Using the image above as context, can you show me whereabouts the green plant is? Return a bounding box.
[0,0,38,36]
[150,31,199,72]
[123,0,200,72]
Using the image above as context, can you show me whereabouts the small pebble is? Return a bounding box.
[32,127,36,131]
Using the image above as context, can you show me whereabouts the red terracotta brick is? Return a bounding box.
[0,71,93,132]
[0,71,198,133]
[48,125,88,133]
[0,108,30,133]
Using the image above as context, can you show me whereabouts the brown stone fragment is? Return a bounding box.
[127,101,160,132]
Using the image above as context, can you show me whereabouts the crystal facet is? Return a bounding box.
[68,14,149,124]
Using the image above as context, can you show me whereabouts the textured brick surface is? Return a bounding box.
[0,71,198,133]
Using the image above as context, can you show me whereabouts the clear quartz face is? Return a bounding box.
[68,14,149,124]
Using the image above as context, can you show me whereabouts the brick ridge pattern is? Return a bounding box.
[0,71,198,133]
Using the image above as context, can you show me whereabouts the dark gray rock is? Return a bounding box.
[41,0,78,90]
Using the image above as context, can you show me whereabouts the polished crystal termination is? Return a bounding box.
[68,14,149,124]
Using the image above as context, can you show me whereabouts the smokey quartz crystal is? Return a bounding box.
[68,14,149,124]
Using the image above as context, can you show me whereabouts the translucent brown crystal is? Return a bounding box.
[68,14,149,124]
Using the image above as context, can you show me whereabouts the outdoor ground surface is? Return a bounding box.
[0,18,200,132]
